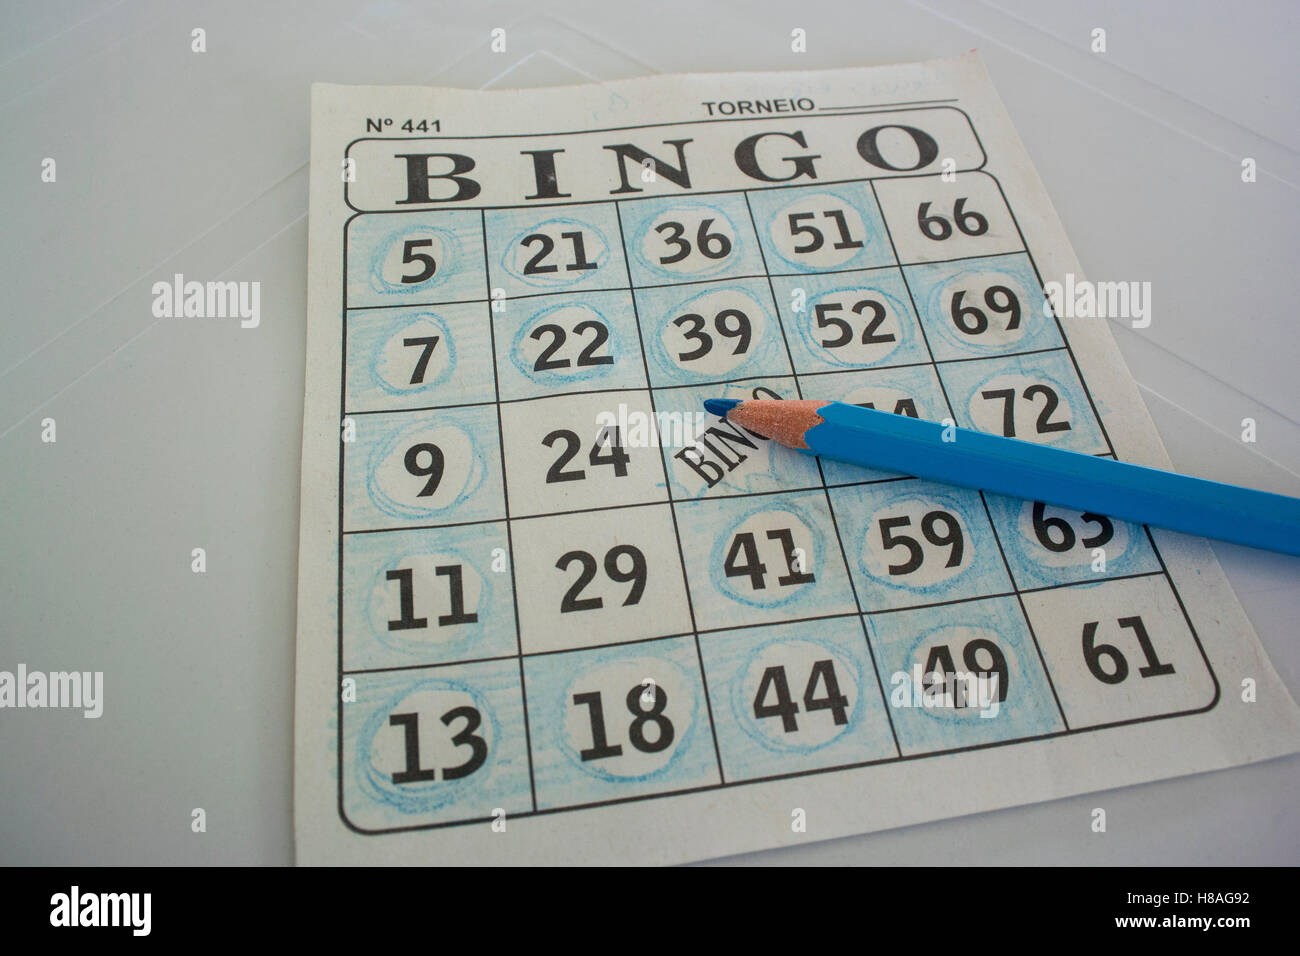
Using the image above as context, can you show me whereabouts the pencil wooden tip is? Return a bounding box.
[724,399,830,450]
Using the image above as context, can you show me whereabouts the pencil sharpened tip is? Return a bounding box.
[704,398,741,417]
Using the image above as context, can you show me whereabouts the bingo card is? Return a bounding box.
[294,54,1300,865]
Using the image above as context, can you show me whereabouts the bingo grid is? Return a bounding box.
[335,107,1218,833]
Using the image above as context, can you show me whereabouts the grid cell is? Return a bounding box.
[983,493,1161,589]
[655,377,823,500]
[634,277,792,388]
[937,351,1109,454]
[866,596,1066,756]
[618,193,765,286]
[346,211,488,308]
[523,637,722,809]
[746,181,896,274]
[871,171,1022,265]
[510,503,693,655]
[675,490,858,630]
[905,253,1064,361]
[499,389,670,517]
[805,364,952,486]
[345,303,496,412]
[342,405,505,532]
[700,617,897,780]
[342,661,533,830]
[492,289,648,401]
[828,480,1013,612]
[1021,575,1216,729]
[484,203,628,300]
[770,267,931,374]
[343,522,517,672]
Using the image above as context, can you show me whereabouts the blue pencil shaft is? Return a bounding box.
[801,402,1300,557]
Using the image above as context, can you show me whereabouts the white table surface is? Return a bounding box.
[2,0,1296,865]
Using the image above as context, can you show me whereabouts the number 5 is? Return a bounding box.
[400,239,437,283]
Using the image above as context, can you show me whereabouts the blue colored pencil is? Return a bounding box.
[703,398,1300,558]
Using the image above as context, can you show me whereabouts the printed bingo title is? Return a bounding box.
[344,108,985,210]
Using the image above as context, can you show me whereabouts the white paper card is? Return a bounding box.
[295,54,1300,865]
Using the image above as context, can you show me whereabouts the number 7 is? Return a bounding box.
[403,335,440,384]
[979,387,1016,436]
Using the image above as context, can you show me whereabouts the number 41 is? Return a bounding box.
[724,529,814,589]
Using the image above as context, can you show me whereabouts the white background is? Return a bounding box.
[1,0,1297,865]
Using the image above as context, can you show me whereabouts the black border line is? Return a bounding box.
[612,201,728,785]
[478,209,539,812]
[333,158,1220,837]
[342,105,988,212]
[340,246,1031,316]
[741,187,903,758]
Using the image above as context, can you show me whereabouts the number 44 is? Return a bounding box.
[754,660,849,732]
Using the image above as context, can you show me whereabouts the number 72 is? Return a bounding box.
[979,385,1070,438]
